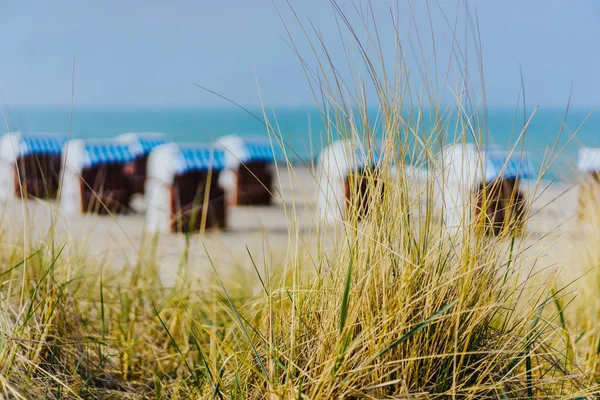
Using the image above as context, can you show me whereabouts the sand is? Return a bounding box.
[0,166,319,289]
[0,166,588,290]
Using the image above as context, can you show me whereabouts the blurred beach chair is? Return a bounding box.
[0,132,68,200]
[146,143,227,233]
[216,135,282,206]
[317,139,387,222]
[60,139,134,215]
[577,148,600,221]
[440,143,533,236]
[116,132,169,195]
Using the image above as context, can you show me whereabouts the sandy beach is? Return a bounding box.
[0,166,318,288]
[0,165,586,292]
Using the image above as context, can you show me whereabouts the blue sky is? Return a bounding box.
[0,0,598,108]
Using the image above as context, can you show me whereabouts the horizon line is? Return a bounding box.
[1,103,597,111]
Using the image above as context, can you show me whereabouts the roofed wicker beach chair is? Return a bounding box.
[60,139,135,215]
[146,143,227,233]
[317,139,388,222]
[116,132,170,195]
[440,143,533,237]
[0,132,68,200]
[216,135,283,206]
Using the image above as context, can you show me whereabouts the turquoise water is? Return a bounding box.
[1,106,598,180]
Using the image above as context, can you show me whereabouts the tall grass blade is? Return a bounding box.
[202,242,271,383]
[339,253,353,334]
[152,301,198,386]
[375,298,459,359]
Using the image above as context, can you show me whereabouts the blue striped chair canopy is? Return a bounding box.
[484,151,534,182]
[126,134,170,157]
[242,139,284,163]
[82,142,135,168]
[174,145,226,175]
[17,133,69,157]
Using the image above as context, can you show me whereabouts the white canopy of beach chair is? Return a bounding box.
[578,148,600,173]
[116,132,169,158]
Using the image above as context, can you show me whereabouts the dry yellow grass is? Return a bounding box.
[0,1,599,399]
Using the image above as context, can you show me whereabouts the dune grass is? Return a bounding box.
[1,1,600,399]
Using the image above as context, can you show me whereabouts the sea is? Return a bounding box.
[1,105,598,182]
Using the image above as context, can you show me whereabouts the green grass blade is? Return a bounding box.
[0,248,42,278]
[375,298,458,359]
[339,253,353,333]
[23,244,66,326]
[202,242,271,383]
[100,267,106,365]
[246,246,267,296]
[152,301,198,386]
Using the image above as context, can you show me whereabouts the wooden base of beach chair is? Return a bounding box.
[229,161,274,206]
[14,154,62,199]
[170,170,227,233]
[344,167,384,220]
[80,164,132,214]
[123,155,150,196]
[472,177,526,236]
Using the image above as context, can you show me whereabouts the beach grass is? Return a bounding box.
[1,1,600,399]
